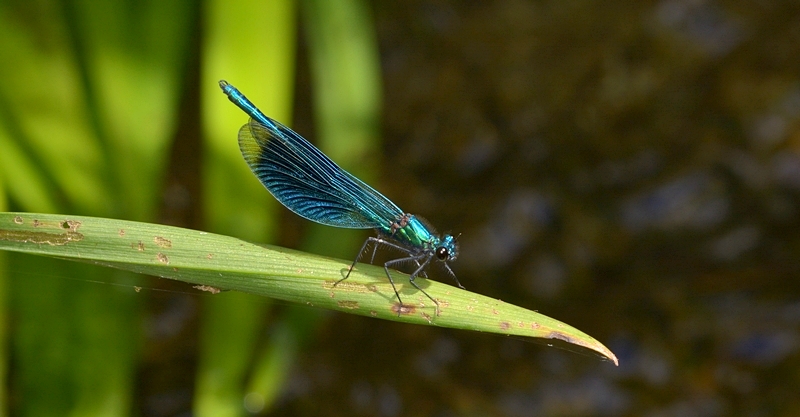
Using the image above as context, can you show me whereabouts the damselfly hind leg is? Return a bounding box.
[337,236,374,284]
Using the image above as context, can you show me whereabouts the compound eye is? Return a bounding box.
[436,247,449,260]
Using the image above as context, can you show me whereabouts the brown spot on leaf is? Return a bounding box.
[61,220,81,232]
[392,303,416,315]
[154,236,172,248]
[547,331,576,344]
[500,321,511,330]
[193,285,221,294]
[119,229,126,237]
[0,229,83,245]
[337,300,359,309]
[156,253,169,264]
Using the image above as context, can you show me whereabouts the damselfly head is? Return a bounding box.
[437,234,459,261]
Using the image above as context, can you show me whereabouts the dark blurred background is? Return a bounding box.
[2,1,800,416]
[308,3,800,415]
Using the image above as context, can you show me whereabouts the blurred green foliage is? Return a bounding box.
[0,0,381,415]
[1,0,193,415]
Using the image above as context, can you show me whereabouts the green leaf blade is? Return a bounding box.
[0,212,618,365]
